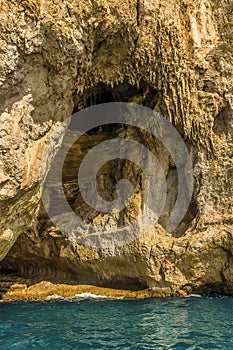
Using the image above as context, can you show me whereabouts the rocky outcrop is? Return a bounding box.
[0,0,232,298]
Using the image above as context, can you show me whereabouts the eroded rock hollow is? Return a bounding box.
[0,0,232,298]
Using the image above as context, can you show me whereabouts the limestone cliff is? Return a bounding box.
[0,0,232,298]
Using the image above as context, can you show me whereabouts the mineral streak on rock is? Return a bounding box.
[0,0,232,298]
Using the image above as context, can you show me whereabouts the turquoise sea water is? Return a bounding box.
[0,296,232,349]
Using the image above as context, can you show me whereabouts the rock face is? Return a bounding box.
[0,0,232,297]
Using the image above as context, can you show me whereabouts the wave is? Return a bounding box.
[45,293,123,301]
[184,294,202,298]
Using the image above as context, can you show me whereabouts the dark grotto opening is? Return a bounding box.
[64,79,197,235]
[47,79,162,225]
[0,79,198,294]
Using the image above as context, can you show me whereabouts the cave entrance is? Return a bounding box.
[52,79,196,236]
[63,80,159,229]
[33,77,198,242]
[0,80,198,291]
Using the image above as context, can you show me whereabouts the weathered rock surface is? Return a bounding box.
[0,0,232,298]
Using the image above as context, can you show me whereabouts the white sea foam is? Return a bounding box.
[46,293,123,301]
[73,293,108,299]
[184,294,202,298]
[46,294,65,300]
